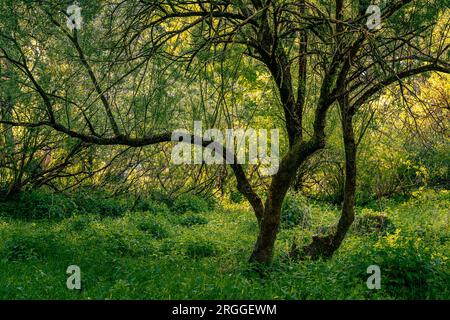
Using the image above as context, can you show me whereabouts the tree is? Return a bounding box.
[0,0,448,264]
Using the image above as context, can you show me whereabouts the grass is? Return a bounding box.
[0,189,448,299]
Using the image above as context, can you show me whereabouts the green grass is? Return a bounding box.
[0,189,448,299]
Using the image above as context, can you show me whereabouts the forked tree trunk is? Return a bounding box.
[292,100,357,260]
[248,141,321,264]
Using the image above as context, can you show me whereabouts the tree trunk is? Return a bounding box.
[249,204,282,264]
[293,100,357,260]
[248,141,322,264]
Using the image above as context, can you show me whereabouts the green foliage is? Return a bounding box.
[93,198,126,218]
[0,189,447,299]
[203,196,218,210]
[159,239,178,256]
[352,209,394,235]
[0,190,76,220]
[0,189,128,220]
[371,236,441,299]
[103,232,137,257]
[230,190,244,204]
[172,194,209,214]
[137,221,169,239]
[68,215,93,232]
[185,240,218,259]
[72,189,127,218]
[280,194,311,229]
[179,214,209,227]
[2,234,57,262]
[148,190,176,208]
[2,236,40,262]
[134,198,171,215]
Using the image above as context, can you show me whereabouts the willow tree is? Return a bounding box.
[0,0,449,264]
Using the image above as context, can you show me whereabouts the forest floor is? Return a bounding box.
[0,189,448,299]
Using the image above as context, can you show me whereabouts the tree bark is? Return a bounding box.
[249,141,322,264]
[249,204,282,264]
[293,98,357,260]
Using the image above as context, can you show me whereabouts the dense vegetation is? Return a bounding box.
[0,0,448,300]
[0,189,448,299]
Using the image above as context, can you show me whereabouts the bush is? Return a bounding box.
[230,190,244,204]
[0,189,129,220]
[344,228,449,299]
[2,237,40,261]
[149,190,175,208]
[68,215,93,232]
[185,240,218,258]
[172,194,209,214]
[134,199,171,215]
[103,232,135,256]
[204,196,218,210]
[1,234,56,261]
[179,214,208,227]
[137,221,169,239]
[73,190,126,217]
[352,209,394,235]
[95,199,124,217]
[0,190,76,220]
[159,239,178,255]
[280,194,311,229]
[369,235,443,299]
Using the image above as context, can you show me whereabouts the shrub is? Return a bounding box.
[0,190,75,220]
[134,199,171,215]
[230,189,244,204]
[159,239,178,255]
[204,196,218,210]
[370,235,440,299]
[0,189,129,220]
[68,215,93,232]
[2,234,56,261]
[137,221,169,239]
[185,240,217,258]
[2,237,40,261]
[94,198,126,217]
[352,209,394,235]
[71,189,127,217]
[103,232,134,256]
[172,194,209,214]
[280,194,311,229]
[149,190,175,208]
[179,214,208,227]
[344,229,449,300]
